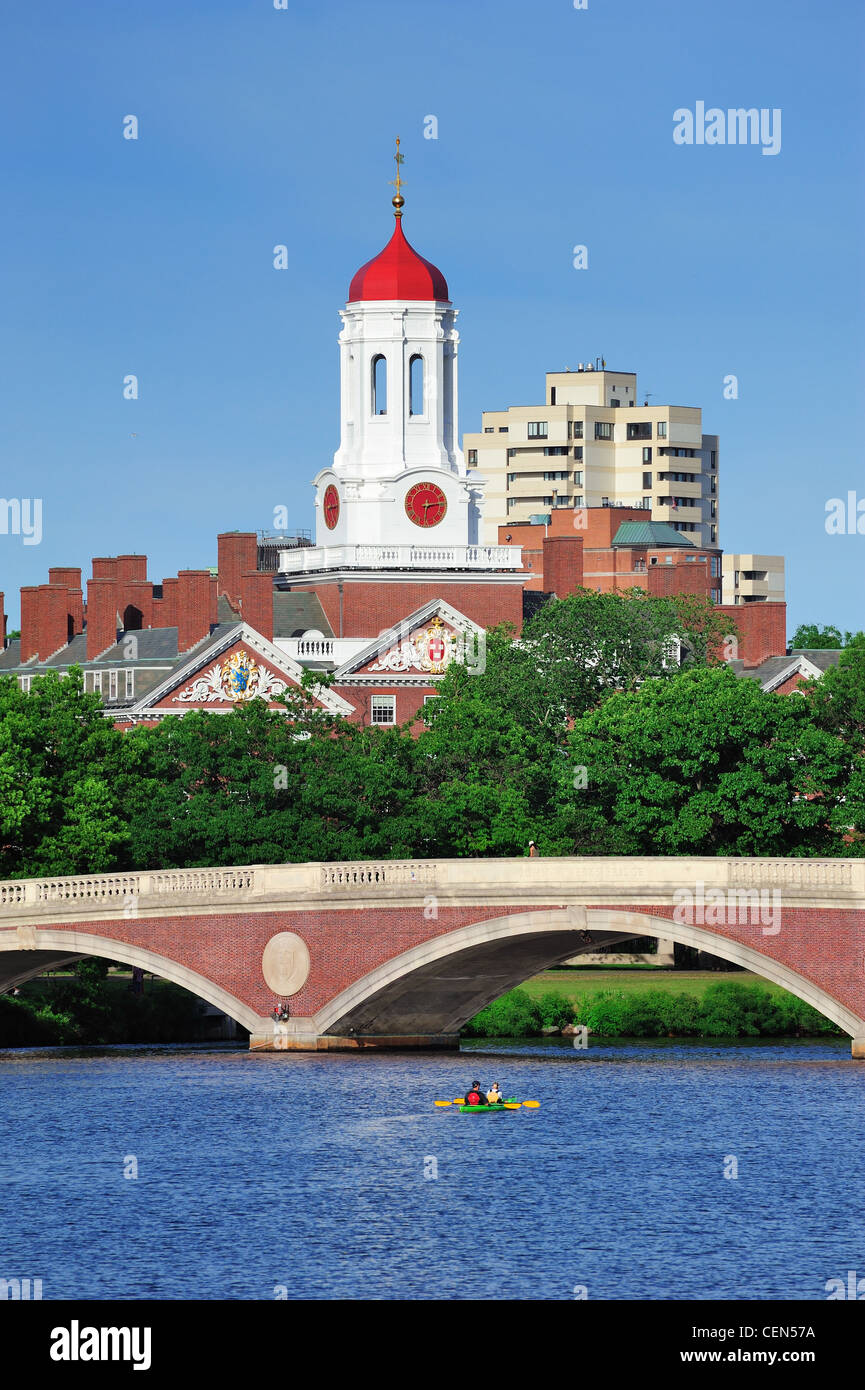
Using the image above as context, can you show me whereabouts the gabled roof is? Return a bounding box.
[729,651,834,693]
[612,522,699,548]
[125,622,354,720]
[333,598,483,684]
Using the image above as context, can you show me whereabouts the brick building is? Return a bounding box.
[0,183,796,720]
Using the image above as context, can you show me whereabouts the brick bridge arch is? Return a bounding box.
[0,858,862,1055]
[313,907,864,1041]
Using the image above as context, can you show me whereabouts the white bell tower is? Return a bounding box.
[311,144,485,551]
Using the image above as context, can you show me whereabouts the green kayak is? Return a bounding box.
[459,1098,519,1112]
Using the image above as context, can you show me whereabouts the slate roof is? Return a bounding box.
[273,591,333,638]
[611,522,699,548]
[788,649,843,672]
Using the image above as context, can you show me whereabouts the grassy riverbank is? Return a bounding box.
[464,973,841,1039]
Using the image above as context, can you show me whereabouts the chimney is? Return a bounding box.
[20,586,41,662]
[92,557,119,580]
[240,571,274,642]
[122,579,154,632]
[218,533,258,613]
[38,584,72,659]
[152,576,178,631]
[176,570,213,652]
[210,574,219,625]
[50,568,84,635]
[116,555,147,585]
[86,577,120,660]
[542,535,584,597]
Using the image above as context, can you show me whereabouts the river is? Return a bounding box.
[1,1038,861,1301]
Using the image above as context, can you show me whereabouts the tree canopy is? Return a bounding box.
[0,591,861,876]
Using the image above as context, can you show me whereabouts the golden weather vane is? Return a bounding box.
[389,136,405,215]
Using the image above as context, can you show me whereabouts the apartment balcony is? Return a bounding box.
[278,544,524,574]
[653,503,704,523]
[736,577,769,597]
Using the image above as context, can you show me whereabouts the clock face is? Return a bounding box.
[405,481,447,528]
[323,484,340,530]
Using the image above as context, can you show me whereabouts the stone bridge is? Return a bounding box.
[0,857,863,1055]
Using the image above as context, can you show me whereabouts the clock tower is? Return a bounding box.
[279,143,524,644]
[311,140,484,549]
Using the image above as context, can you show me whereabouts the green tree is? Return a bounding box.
[560,665,850,856]
[0,669,127,877]
[789,623,856,650]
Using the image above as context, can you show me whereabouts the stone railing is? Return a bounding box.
[278,544,523,574]
[0,857,860,920]
[321,862,437,888]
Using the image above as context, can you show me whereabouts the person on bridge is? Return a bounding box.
[528,840,539,857]
[486,1083,503,1105]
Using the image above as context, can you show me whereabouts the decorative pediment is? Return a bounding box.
[127,623,355,719]
[334,600,484,684]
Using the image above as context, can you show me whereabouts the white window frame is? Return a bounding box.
[371,695,396,726]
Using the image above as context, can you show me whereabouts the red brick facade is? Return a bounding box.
[300,578,524,638]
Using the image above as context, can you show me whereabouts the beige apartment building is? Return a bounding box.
[722,554,785,605]
[464,366,719,549]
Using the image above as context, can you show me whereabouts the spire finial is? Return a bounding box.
[389,136,405,217]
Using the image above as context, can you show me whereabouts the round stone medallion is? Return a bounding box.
[261,932,310,996]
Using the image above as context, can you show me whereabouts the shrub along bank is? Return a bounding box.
[462,982,841,1039]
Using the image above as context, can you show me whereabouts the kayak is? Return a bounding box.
[459,1098,519,1113]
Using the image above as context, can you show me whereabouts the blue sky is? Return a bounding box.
[1,0,862,633]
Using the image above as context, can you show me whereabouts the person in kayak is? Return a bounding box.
[465,1081,484,1106]
[486,1083,503,1105]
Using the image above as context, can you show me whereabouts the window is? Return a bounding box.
[710,525,717,543]
[574,496,584,508]
[543,446,568,456]
[18,675,31,692]
[594,421,613,440]
[542,496,554,506]
[125,669,135,699]
[642,496,652,508]
[574,471,583,487]
[642,446,652,463]
[642,471,652,489]
[657,421,667,438]
[372,354,387,414]
[507,448,517,458]
[467,449,477,465]
[627,422,652,440]
[498,426,508,433]
[550,387,557,405]
[484,426,494,433]
[409,354,424,416]
[371,695,396,725]
[711,500,717,518]
[108,670,118,700]
[91,670,102,693]
[508,473,516,484]
[572,421,583,439]
[610,398,621,407]
[423,694,440,719]
[711,557,720,578]
[711,450,717,467]
[527,422,548,438]
[711,588,721,605]
[573,446,583,460]
[543,470,568,481]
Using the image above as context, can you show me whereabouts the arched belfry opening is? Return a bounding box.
[409,354,424,416]
[123,604,143,632]
[372,355,387,415]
